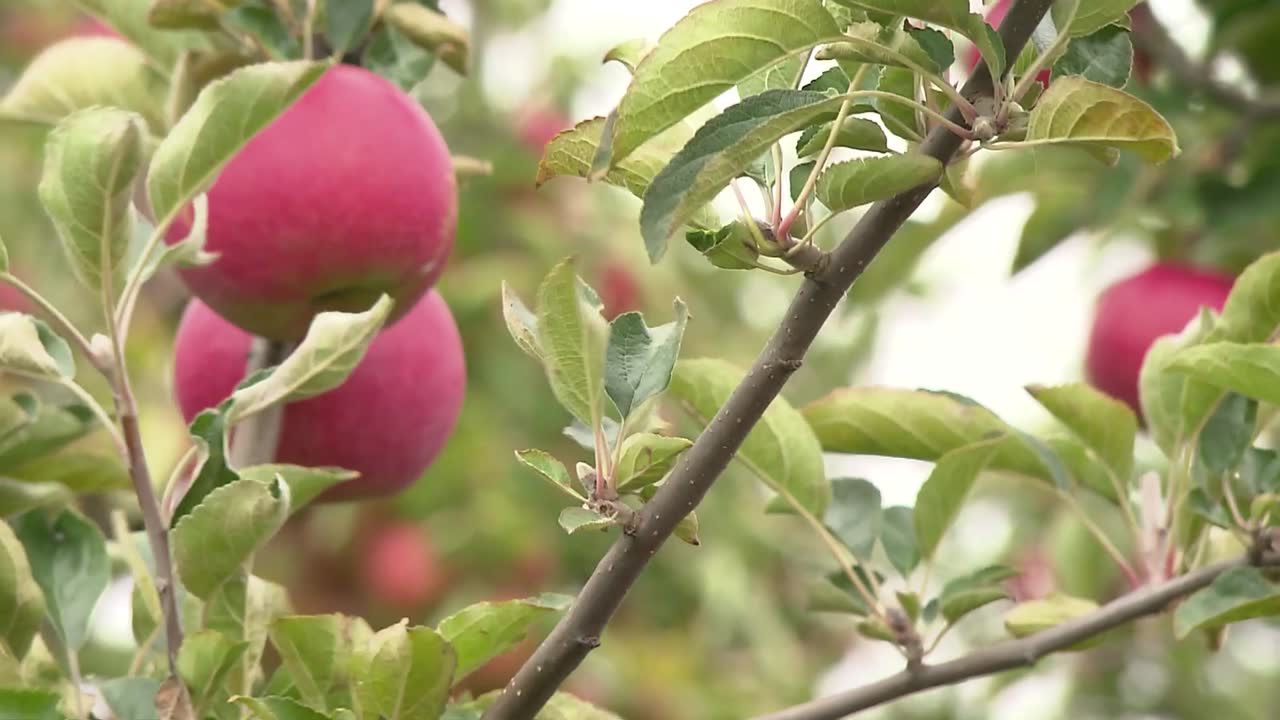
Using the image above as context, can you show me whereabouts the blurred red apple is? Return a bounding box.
[968,0,1050,87]
[515,105,569,154]
[599,261,641,321]
[173,290,466,501]
[166,64,457,340]
[1085,263,1234,414]
[360,522,448,610]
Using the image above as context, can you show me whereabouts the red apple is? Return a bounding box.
[599,261,641,321]
[967,0,1050,87]
[166,64,457,340]
[515,105,569,154]
[172,291,466,501]
[1085,263,1234,414]
[360,522,448,610]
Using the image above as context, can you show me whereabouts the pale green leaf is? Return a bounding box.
[835,0,1004,76]
[147,61,326,228]
[684,222,763,270]
[814,155,943,212]
[1174,567,1280,637]
[0,522,45,659]
[515,449,583,500]
[38,107,147,292]
[501,282,543,361]
[1004,593,1101,646]
[669,358,830,516]
[1027,383,1136,485]
[100,678,163,720]
[1138,308,1216,455]
[603,39,651,73]
[438,594,572,679]
[604,0,844,167]
[352,622,455,720]
[795,116,888,157]
[0,37,166,130]
[535,258,606,425]
[604,300,689,418]
[915,438,1002,560]
[1167,343,1280,407]
[939,565,1017,623]
[74,0,220,65]
[268,614,345,710]
[173,476,290,599]
[14,509,108,651]
[815,20,950,73]
[0,315,74,380]
[383,3,470,75]
[558,506,612,534]
[232,695,332,720]
[614,433,693,492]
[139,194,219,284]
[226,295,394,422]
[1054,0,1142,38]
[0,688,62,720]
[178,628,249,716]
[237,464,359,512]
[0,480,71,518]
[1024,76,1179,163]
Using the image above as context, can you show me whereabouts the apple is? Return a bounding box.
[359,521,449,610]
[514,105,569,154]
[165,64,457,340]
[172,290,466,501]
[1085,263,1234,414]
[598,260,641,321]
[967,0,1050,87]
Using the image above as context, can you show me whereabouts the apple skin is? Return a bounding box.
[360,522,449,610]
[599,261,641,321]
[172,290,466,501]
[967,0,1050,87]
[1085,263,1234,414]
[166,64,457,341]
[515,106,569,154]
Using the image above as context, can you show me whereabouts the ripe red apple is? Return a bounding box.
[166,64,457,340]
[514,105,569,154]
[172,290,466,501]
[967,0,1050,87]
[360,522,448,610]
[1085,263,1234,414]
[599,261,641,321]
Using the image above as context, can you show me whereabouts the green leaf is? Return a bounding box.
[1139,308,1216,455]
[684,222,762,270]
[147,61,326,229]
[805,388,1076,487]
[0,688,62,720]
[438,593,572,680]
[558,506,612,535]
[914,437,1002,560]
[1004,593,1101,645]
[535,258,606,425]
[603,39,650,73]
[0,315,74,380]
[835,0,1003,77]
[669,358,830,516]
[515,449,582,501]
[795,116,888,157]
[147,0,225,30]
[226,295,394,422]
[173,476,289,599]
[206,573,292,697]
[939,565,1017,623]
[100,678,163,720]
[815,20,950,73]
[0,401,96,470]
[824,477,880,559]
[462,691,624,719]
[170,408,239,526]
[0,521,45,659]
[139,194,219,284]
[1173,567,1280,639]
[0,480,71,519]
[179,629,249,716]
[268,614,346,711]
[363,24,434,91]
[814,155,943,212]
[604,301,689,418]
[326,0,376,56]
[383,3,470,75]
[602,0,843,167]
[1167,343,1280,406]
[38,106,147,292]
[739,55,807,98]
[872,66,920,140]
[74,0,219,65]
[0,37,166,130]
[1052,25,1133,88]
[501,282,543,361]
[1198,393,1256,476]
[1054,0,1141,38]
[233,695,332,720]
[1024,76,1179,163]
[614,433,693,492]
[536,117,719,232]
[237,464,358,513]
[1011,184,1091,273]
[1026,383,1136,485]
[14,509,108,651]
[807,575,871,616]
[641,89,850,260]
[352,622,455,720]
[224,1,301,59]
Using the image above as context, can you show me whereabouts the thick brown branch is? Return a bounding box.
[1130,3,1280,119]
[479,2,1058,718]
[752,550,1280,720]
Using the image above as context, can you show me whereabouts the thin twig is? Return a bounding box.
[751,550,1280,720]
[478,2,1054,717]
